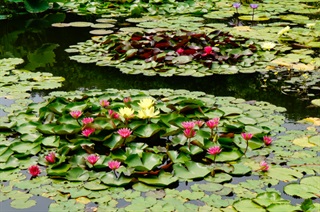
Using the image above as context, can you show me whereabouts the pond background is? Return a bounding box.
[1,13,319,120]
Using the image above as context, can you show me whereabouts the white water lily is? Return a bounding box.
[278,26,290,36]
[261,42,276,51]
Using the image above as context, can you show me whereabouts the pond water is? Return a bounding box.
[0,8,320,212]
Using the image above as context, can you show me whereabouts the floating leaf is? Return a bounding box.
[173,161,210,179]
[284,176,320,199]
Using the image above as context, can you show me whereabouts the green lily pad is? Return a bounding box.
[173,161,210,179]
[138,171,178,186]
[284,176,320,199]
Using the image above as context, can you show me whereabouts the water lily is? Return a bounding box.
[208,146,222,164]
[82,117,94,125]
[70,110,82,119]
[206,118,220,129]
[233,2,241,13]
[278,26,290,36]
[263,136,272,146]
[118,128,132,138]
[138,98,155,109]
[241,132,253,155]
[108,160,121,170]
[261,42,276,51]
[202,46,214,57]
[260,161,269,172]
[45,152,56,164]
[233,2,241,9]
[123,97,131,103]
[250,4,258,9]
[108,110,120,119]
[100,100,110,107]
[182,121,196,129]
[119,107,135,119]
[137,106,160,119]
[194,120,204,128]
[208,146,222,155]
[86,154,100,165]
[241,132,253,141]
[176,48,184,55]
[28,165,41,177]
[183,128,196,138]
[82,128,95,137]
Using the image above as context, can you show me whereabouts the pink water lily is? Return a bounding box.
[182,121,196,129]
[45,152,56,164]
[100,99,110,107]
[183,128,196,138]
[241,132,253,141]
[87,154,100,165]
[202,46,215,57]
[123,97,132,103]
[241,132,253,155]
[82,128,95,137]
[206,118,220,129]
[208,146,222,155]
[260,161,269,172]
[118,128,132,138]
[108,110,120,119]
[28,165,41,177]
[263,136,272,146]
[82,117,94,125]
[194,120,204,128]
[176,48,184,55]
[70,110,82,119]
[108,160,121,170]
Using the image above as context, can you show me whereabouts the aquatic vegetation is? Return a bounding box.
[67,29,267,76]
[0,89,287,186]
[0,89,319,210]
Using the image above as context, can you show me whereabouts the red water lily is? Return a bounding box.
[28,165,41,177]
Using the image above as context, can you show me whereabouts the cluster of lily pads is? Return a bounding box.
[1,89,286,186]
[67,29,269,77]
[1,89,319,211]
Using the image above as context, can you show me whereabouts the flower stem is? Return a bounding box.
[113,170,118,178]
[244,140,249,155]
[251,9,255,24]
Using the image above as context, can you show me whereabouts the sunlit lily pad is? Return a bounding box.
[89,30,113,35]
[69,22,93,27]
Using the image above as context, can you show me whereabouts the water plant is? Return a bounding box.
[67,29,263,76]
[0,88,287,187]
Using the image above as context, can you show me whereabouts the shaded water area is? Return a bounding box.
[1,11,320,212]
